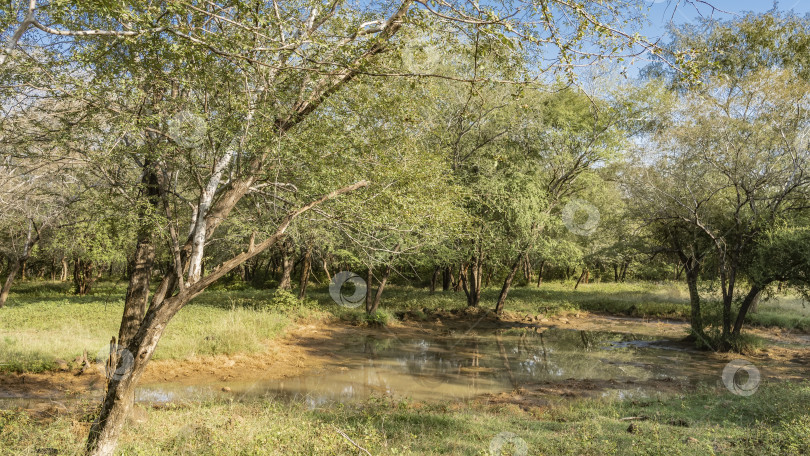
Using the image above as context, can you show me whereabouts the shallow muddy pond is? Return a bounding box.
[4,326,801,411]
[135,328,734,406]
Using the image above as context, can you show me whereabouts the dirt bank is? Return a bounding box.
[1,310,807,401]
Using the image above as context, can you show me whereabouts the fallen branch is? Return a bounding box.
[619,416,649,421]
[332,425,372,456]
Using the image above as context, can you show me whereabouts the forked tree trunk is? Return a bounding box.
[85,181,368,456]
[74,258,95,295]
[460,256,483,307]
[494,252,523,314]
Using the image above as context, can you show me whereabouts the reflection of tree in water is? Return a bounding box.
[362,336,396,356]
[580,331,595,350]
[387,328,673,390]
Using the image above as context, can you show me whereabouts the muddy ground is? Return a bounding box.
[1,309,808,409]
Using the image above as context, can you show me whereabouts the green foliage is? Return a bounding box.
[338,308,392,327]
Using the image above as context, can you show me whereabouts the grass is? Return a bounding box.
[3,380,809,455]
[744,295,810,333]
[1,280,807,373]
[0,282,327,373]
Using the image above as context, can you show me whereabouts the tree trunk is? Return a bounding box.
[0,219,40,307]
[298,245,312,299]
[536,260,545,287]
[620,261,629,282]
[368,244,400,314]
[732,286,763,336]
[522,255,531,282]
[682,257,707,342]
[460,256,483,308]
[119,238,155,347]
[322,256,332,283]
[0,261,21,308]
[430,266,440,294]
[278,241,294,290]
[494,253,523,314]
[117,163,160,347]
[574,267,588,290]
[749,291,761,314]
[459,263,471,305]
[85,181,368,456]
[365,266,373,313]
[60,256,69,281]
[442,266,451,292]
[74,258,96,295]
[613,264,619,282]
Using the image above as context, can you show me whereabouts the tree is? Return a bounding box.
[630,13,810,348]
[1,1,693,454]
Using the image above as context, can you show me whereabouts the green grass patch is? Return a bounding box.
[3,380,809,455]
[0,282,327,373]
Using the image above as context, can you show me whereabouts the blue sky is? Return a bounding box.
[642,0,810,41]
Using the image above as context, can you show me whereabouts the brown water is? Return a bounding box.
[5,327,794,411]
[134,328,726,406]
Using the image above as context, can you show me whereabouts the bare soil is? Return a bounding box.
[1,310,807,403]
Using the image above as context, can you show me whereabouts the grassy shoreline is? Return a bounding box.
[1,281,808,373]
[3,380,809,455]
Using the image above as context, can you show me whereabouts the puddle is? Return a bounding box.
[134,328,727,407]
[4,327,801,410]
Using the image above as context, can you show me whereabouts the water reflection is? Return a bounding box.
[134,328,717,406]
